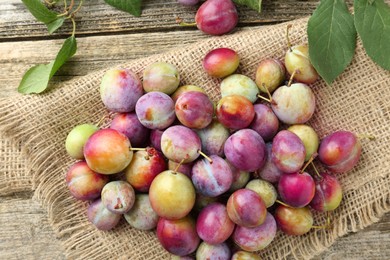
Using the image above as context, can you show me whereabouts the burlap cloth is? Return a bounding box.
[1,17,389,259]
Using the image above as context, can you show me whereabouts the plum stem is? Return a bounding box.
[176,17,197,27]
[286,24,293,51]
[310,162,323,180]
[174,158,186,173]
[257,94,272,103]
[130,147,147,151]
[198,150,213,164]
[357,134,376,140]
[276,200,292,208]
[287,69,299,87]
[300,152,318,173]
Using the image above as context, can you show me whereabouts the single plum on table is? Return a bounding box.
[100,68,143,112]
[135,91,176,130]
[310,172,343,212]
[197,119,230,157]
[232,212,277,252]
[255,58,286,93]
[66,161,108,201]
[249,104,279,142]
[256,143,283,184]
[84,129,133,175]
[203,48,239,78]
[227,189,267,228]
[161,125,201,164]
[245,179,277,208]
[196,202,235,244]
[157,216,200,256]
[231,251,261,260]
[278,171,315,208]
[168,160,193,178]
[65,123,99,159]
[318,130,362,173]
[175,91,214,129]
[224,129,266,172]
[195,0,238,36]
[149,170,195,220]
[125,147,167,192]
[274,205,313,236]
[143,62,180,95]
[271,83,316,125]
[220,74,259,103]
[87,199,122,231]
[110,112,150,147]
[124,194,159,231]
[191,155,233,197]
[272,130,306,174]
[171,85,206,102]
[150,129,164,151]
[196,242,231,260]
[288,124,319,161]
[216,95,255,130]
[101,181,135,214]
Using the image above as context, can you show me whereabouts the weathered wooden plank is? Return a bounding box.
[0,0,321,40]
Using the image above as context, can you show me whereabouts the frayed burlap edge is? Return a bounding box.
[0,17,389,259]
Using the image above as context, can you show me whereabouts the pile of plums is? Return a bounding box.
[64,28,363,259]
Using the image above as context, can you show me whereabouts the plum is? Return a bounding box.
[228,162,250,192]
[171,256,194,260]
[161,125,201,163]
[149,170,195,219]
[196,242,231,260]
[271,83,316,125]
[100,68,143,112]
[196,119,230,157]
[135,91,176,130]
[220,74,259,103]
[65,124,99,159]
[124,194,159,231]
[125,147,167,192]
[150,129,164,151]
[101,181,135,214]
[255,58,286,93]
[191,155,233,197]
[157,216,200,256]
[310,172,343,212]
[171,85,206,102]
[203,48,239,78]
[194,194,219,212]
[288,124,319,162]
[175,91,214,129]
[66,161,108,201]
[272,130,306,174]
[245,179,277,208]
[195,0,238,36]
[110,112,150,147]
[196,203,235,244]
[233,212,277,251]
[227,189,267,227]
[224,129,266,172]
[318,130,362,173]
[285,44,319,84]
[278,171,315,208]
[143,62,180,94]
[168,160,193,178]
[216,95,255,130]
[87,199,121,231]
[274,205,313,236]
[84,129,133,175]
[249,104,279,142]
[256,143,283,183]
[231,251,261,260]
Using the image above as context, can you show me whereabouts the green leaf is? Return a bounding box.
[104,0,142,17]
[233,0,262,13]
[354,0,390,70]
[18,36,77,94]
[22,0,64,34]
[307,0,357,85]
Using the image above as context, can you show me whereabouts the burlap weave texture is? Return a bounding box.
[0,18,389,259]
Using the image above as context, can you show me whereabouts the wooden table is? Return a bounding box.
[0,1,389,259]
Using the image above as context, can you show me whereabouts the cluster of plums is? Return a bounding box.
[64,30,363,259]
